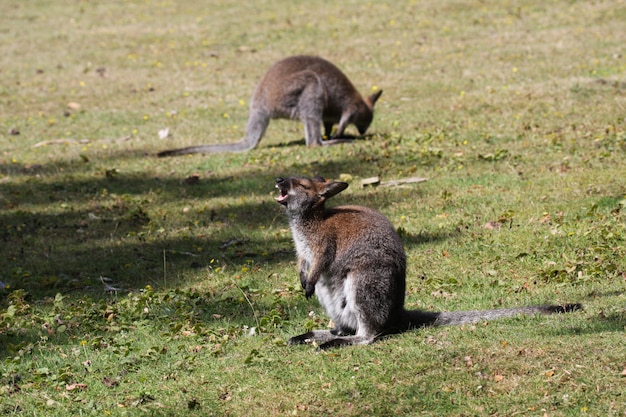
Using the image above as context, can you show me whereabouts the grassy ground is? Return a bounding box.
[1,0,625,415]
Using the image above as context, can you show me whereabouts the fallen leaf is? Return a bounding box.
[430,289,455,299]
[46,399,60,407]
[483,221,501,230]
[102,377,119,388]
[464,356,473,367]
[158,128,170,139]
[66,383,88,391]
[539,213,551,224]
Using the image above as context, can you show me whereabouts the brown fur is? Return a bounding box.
[158,56,382,157]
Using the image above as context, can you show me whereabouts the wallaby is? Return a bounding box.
[275,176,582,349]
[157,55,383,157]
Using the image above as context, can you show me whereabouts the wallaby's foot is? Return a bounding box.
[322,138,355,146]
[288,329,348,346]
[288,331,332,346]
[288,328,376,349]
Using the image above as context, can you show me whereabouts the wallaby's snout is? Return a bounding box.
[355,89,383,135]
[356,122,370,135]
[275,177,289,206]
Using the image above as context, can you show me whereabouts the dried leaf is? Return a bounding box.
[102,377,119,388]
[483,221,501,230]
[66,383,88,391]
[158,128,170,139]
[464,356,474,367]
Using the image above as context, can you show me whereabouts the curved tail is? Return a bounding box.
[405,303,582,329]
[158,111,270,157]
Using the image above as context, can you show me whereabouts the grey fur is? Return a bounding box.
[276,176,582,349]
[158,56,382,157]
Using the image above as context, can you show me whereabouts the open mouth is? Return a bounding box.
[275,177,291,205]
[275,185,289,205]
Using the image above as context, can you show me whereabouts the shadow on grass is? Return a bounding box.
[0,281,319,361]
[542,311,626,337]
[0,202,297,297]
[0,137,454,305]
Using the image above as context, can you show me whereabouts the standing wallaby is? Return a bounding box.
[157,56,382,157]
[275,176,582,349]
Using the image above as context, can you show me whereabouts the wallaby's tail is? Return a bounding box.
[158,111,270,157]
[405,303,582,328]
[157,139,257,157]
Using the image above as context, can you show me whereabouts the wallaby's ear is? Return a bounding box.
[366,90,383,109]
[320,181,349,199]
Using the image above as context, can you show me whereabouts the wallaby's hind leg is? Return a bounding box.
[304,118,354,147]
[302,117,324,147]
[318,335,376,349]
[292,77,325,147]
[288,330,336,346]
[289,330,376,350]
[243,109,270,149]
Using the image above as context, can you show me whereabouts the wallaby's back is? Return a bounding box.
[253,55,363,119]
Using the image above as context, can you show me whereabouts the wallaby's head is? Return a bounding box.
[276,176,349,214]
[355,90,383,135]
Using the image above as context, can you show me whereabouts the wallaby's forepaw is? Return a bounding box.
[299,270,307,290]
[304,281,316,299]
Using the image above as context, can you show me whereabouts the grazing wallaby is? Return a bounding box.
[157,55,382,157]
[275,176,582,349]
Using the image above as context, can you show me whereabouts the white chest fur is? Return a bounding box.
[289,223,314,263]
[315,273,359,333]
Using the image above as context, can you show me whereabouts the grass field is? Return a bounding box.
[1,0,625,415]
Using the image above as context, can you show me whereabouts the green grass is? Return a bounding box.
[1,0,625,415]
